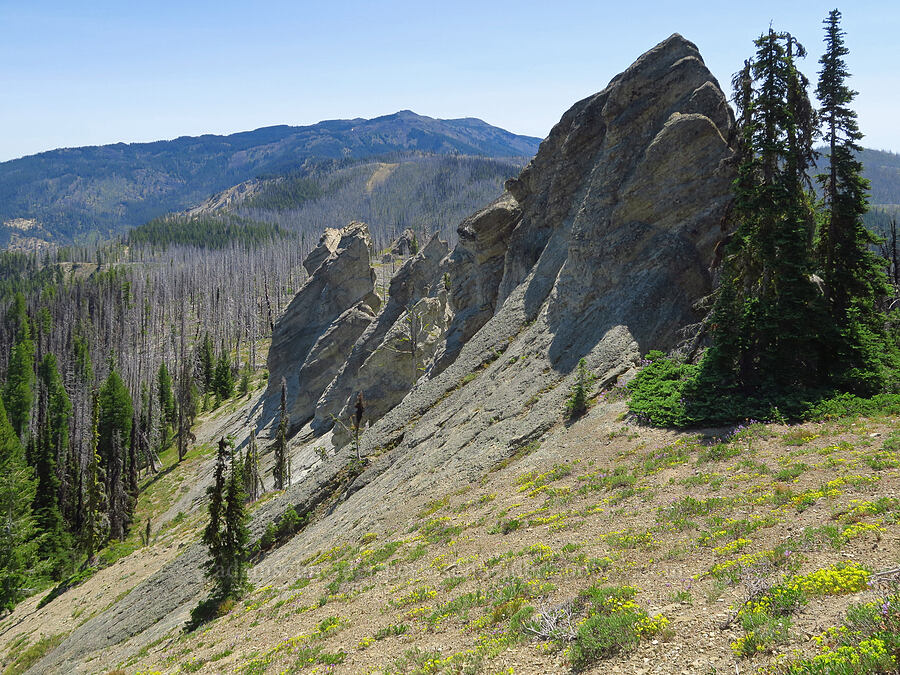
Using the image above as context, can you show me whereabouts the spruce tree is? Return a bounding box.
[272,378,289,490]
[98,368,133,539]
[694,28,825,417]
[189,437,248,628]
[157,362,175,440]
[31,355,73,579]
[0,396,35,612]
[30,419,71,580]
[200,334,215,392]
[3,296,35,440]
[175,358,198,463]
[82,392,108,560]
[221,446,248,597]
[212,349,234,401]
[815,9,896,390]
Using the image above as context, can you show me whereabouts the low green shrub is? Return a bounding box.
[628,350,900,428]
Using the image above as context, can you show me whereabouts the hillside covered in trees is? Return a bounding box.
[0,111,540,245]
[182,154,528,249]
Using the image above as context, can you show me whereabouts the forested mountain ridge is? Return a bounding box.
[0,111,541,245]
[855,148,900,205]
[152,154,529,250]
[812,147,900,236]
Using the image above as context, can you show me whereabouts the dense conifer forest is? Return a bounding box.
[0,233,305,610]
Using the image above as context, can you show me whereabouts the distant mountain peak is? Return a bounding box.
[0,113,542,245]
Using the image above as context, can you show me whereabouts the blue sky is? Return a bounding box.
[1,0,897,161]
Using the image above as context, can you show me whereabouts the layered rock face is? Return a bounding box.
[302,227,343,275]
[493,33,734,367]
[264,33,734,442]
[332,291,450,446]
[264,221,379,430]
[312,233,448,434]
[343,33,736,529]
[261,226,450,440]
[431,193,521,375]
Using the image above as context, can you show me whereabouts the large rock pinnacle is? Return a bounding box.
[264,221,378,430]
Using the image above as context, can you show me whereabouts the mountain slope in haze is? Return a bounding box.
[857,148,900,206]
[0,111,541,244]
[156,154,528,249]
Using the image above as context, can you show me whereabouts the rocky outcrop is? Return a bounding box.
[271,34,733,447]
[311,234,448,435]
[337,33,735,532]
[389,228,418,256]
[289,302,377,428]
[441,33,734,371]
[332,292,450,446]
[263,221,378,430]
[431,193,521,375]
[302,227,343,275]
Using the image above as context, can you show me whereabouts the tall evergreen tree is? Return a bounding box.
[98,368,133,539]
[32,355,73,579]
[212,349,234,401]
[272,378,289,490]
[200,334,215,392]
[0,396,35,612]
[72,331,93,384]
[243,430,263,502]
[39,354,71,481]
[175,357,197,463]
[3,296,35,440]
[221,445,248,597]
[815,9,896,390]
[157,362,175,440]
[82,392,108,560]
[695,28,825,411]
[189,437,248,629]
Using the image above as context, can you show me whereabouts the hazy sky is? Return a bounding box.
[1,1,898,162]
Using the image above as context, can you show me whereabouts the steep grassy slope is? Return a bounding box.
[0,112,540,244]
[3,385,897,674]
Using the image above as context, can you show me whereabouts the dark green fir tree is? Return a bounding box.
[0,396,35,612]
[98,366,133,539]
[32,355,73,579]
[815,8,898,391]
[157,361,175,439]
[692,28,825,420]
[212,349,234,402]
[3,294,35,441]
[188,437,248,629]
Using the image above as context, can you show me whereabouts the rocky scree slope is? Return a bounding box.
[22,33,735,673]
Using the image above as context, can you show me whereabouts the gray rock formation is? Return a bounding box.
[332,292,450,446]
[311,234,448,434]
[303,227,343,275]
[432,193,521,375]
[289,302,376,429]
[389,227,418,256]
[445,32,734,372]
[337,32,735,534]
[264,221,378,430]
